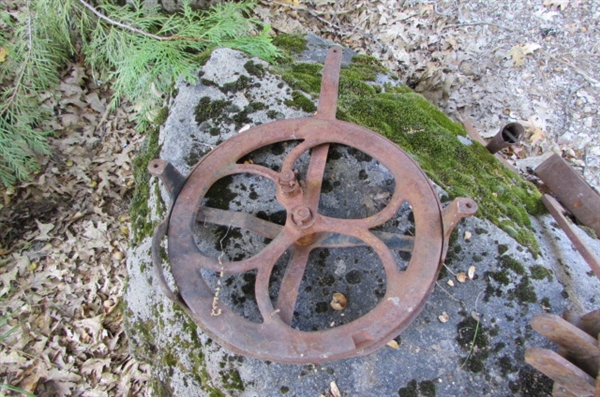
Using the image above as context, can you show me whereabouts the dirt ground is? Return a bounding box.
[0,0,598,395]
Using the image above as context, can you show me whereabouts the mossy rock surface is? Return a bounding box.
[275,41,543,255]
[125,35,600,397]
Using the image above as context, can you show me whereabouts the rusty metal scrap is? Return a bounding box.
[526,310,600,397]
[149,47,477,363]
[536,153,600,238]
[485,122,524,154]
[542,194,600,279]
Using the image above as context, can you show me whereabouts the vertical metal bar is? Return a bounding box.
[316,46,343,120]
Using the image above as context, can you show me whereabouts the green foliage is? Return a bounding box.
[84,1,279,130]
[0,0,279,186]
[0,0,72,186]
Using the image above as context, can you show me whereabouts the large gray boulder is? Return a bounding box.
[125,39,600,396]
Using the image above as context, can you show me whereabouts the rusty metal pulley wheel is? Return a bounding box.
[150,47,477,364]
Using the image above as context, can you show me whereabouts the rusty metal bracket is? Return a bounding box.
[149,47,478,363]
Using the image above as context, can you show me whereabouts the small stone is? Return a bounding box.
[438,312,450,323]
[456,272,468,283]
[447,279,455,287]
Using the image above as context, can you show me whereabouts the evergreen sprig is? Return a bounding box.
[0,0,280,186]
[0,0,72,186]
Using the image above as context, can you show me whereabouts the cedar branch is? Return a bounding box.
[77,0,208,42]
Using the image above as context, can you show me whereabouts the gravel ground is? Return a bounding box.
[257,0,600,191]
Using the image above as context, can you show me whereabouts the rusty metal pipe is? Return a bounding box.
[485,122,525,154]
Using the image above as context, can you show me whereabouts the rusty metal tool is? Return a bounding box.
[149,47,478,363]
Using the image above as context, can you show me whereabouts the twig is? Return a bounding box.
[460,290,484,369]
[435,281,460,302]
[543,51,600,87]
[442,263,457,276]
[211,225,232,316]
[442,22,513,32]
[76,0,207,42]
[459,318,480,369]
[560,82,586,136]
[420,0,456,17]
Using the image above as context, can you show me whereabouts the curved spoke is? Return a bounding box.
[312,216,403,282]
[229,163,279,182]
[197,207,282,239]
[315,231,414,252]
[201,229,297,274]
[275,246,313,325]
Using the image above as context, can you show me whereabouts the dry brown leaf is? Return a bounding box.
[387,340,400,349]
[276,0,301,7]
[17,362,45,393]
[543,0,569,10]
[468,266,476,280]
[35,220,55,241]
[73,315,105,343]
[330,292,347,310]
[81,358,111,379]
[438,312,450,323]
[456,272,468,283]
[529,128,546,145]
[446,279,455,287]
[330,381,342,397]
[508,43,541,67]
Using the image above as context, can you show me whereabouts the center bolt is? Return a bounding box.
[291,206,314,227]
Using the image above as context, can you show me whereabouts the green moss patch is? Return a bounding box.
[398,379,437,397]
[273,35,544,254]
[195,97,231,124]
[456,316,490,373]
[130,127,163,245]
[272,34,308,58]
[244,60,266,78]
[284,91,316,113]
[530,265,553,281]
